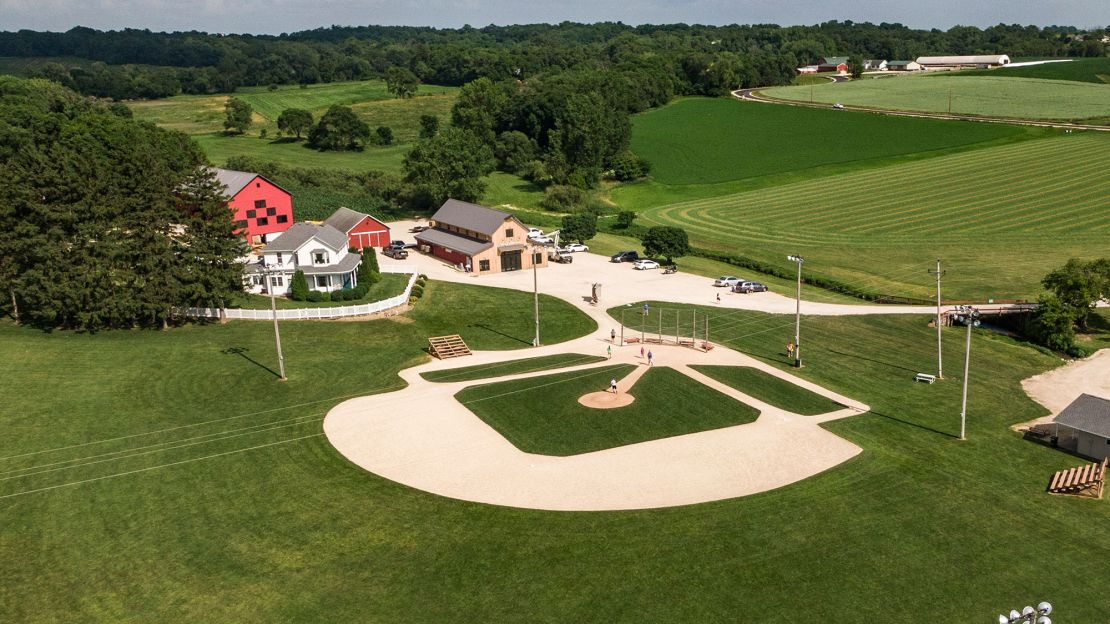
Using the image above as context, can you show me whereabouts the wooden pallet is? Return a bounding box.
[1047,458,1107,498]
[428,334,472,359]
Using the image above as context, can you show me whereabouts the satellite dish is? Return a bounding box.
[1038,602,1052,615]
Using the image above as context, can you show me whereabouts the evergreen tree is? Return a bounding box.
[290,270,310,300]
[359,247,380,285]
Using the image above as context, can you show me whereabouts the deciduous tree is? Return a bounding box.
[642,226,690,264]
[277,108,313,139]
[223,97,252,134]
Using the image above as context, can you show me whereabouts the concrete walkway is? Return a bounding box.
[323,236,886,511]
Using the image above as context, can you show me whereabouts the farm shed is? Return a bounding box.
[324,206,390,250]
[887,60,922,71]
[817,57,849,73]
[1053,394,1110,461]
[916,55,1011,69]
[415,199,547,274]
[214,167,294,246]
[863,59,888,70]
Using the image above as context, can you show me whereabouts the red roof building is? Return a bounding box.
[323,207,391,250]
[214,168,294,246]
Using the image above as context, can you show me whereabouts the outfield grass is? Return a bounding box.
[482,171,546,211]
[639,132,1110,300]
[627,98,1033,186]
[229,273,409,310]
[1,277,1107,621]
[762,74,1110,122]
[956,58,1110,84]
[421,353,606,382]
[691,365,843,415]
[456,365,759,455]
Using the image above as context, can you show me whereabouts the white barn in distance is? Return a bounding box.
[916,54,1011,69]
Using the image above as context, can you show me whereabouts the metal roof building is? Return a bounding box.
[1054,394,1110,461]
[916,55,1011,67]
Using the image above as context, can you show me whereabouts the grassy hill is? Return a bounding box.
[955,58,1110,84]
[761,74,1110,122]
[628,98,1031,186]
[637,132,1110,300]
[129,80,459,172]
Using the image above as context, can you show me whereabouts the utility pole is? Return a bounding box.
[532,246,540,347]
[787,255,804,367]
[947,86,952,115]
[958,306,980,440]
[267,268,287,381]
[928,259,945,379]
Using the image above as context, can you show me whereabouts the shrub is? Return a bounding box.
[375,126,394,146]
[290,270,310,301]
[418,274,428,281]
[408,296,419,306]
[610,150,651,181]
[306,291,327,302]
[616,211,637,229]
[410,284,425,299]
[495,131,536,173]
[353,284,369,298]
[540,185,586,212]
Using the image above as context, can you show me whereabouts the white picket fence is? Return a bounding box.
[182,267,420,320]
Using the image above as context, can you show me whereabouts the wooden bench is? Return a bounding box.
[1047,458,1107,498]
[914,373,937,384]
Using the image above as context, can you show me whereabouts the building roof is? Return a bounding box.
[324,206,382,234]
[212,167,290,198]
[429,199,515,236]
[864,59,887,64]
[414,227,493,257]
[262,223,348,254]
[300,253,361,275]
[1055,394,1110,438]
[916,55,1010,65]
[818,56,849,66]
[888,60,918,66]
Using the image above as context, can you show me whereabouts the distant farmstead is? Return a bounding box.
[916,55,1011,69]
[887,60,923,71]
[863,59,888,71]
[415,199,547,274]
[324,206,391,250]
[816,57,849,73]
[214,167,294,246]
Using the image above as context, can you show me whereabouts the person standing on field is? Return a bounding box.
[611,328,616,342]
[640,346,645,358]
[647,350,654,366]
[610,378,618,393]
[607,345,612,359]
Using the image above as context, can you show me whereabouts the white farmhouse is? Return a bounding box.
[245,222,361,295]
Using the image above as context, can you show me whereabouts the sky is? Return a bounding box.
[1,0,1107,35]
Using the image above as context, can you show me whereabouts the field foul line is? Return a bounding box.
[0,433,324,501]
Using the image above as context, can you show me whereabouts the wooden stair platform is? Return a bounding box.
[1047,458,1107,498]
[429,334,472,359]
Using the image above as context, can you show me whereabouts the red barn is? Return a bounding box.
[324,206,391,250]
[214,168,294,246]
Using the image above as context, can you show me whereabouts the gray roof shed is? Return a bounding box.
[324,207,375,234]
[1055,394,1110,438]
[414,228,493,256]
[430,199,515,236]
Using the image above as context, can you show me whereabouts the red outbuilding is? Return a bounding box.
[323,206,391,250]
[214,168,294,246]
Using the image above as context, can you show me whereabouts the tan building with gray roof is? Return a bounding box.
[415,199,547,274]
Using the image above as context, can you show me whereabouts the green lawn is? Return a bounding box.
[627,97,1033,186]
[1,281,1107,621]
[691,365,844,415]
[638,132,1110,300]
[421,353,606,382]
[762,75,1110,122]
[482,171,546,211]
[130,80,458,173]
[455,365,759,455]
[955,58,1110,84]
[229,273,409,309]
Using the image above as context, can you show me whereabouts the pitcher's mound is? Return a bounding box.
[578,391,635,409]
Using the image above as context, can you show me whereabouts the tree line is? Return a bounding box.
[0,76,244,330]
[6,22,1107,100]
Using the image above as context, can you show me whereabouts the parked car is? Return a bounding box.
[409,225,428,233]
[531,235,554,245]
[714,276,741,287]
[633,259,660,270]
[383,246,408,259]
[611,250,639,263]
[548,250,573,264]
[526,228,544,239]
[733,281,769,293]
[562,243,589,253]
[389,239,406,248]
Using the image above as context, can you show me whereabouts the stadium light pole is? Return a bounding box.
[266,267,287,381]
[998,601,1052,624]
[958,306,980,440]
[532,243,541,347]
[928,259,945,379]
[787,255,804,367]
